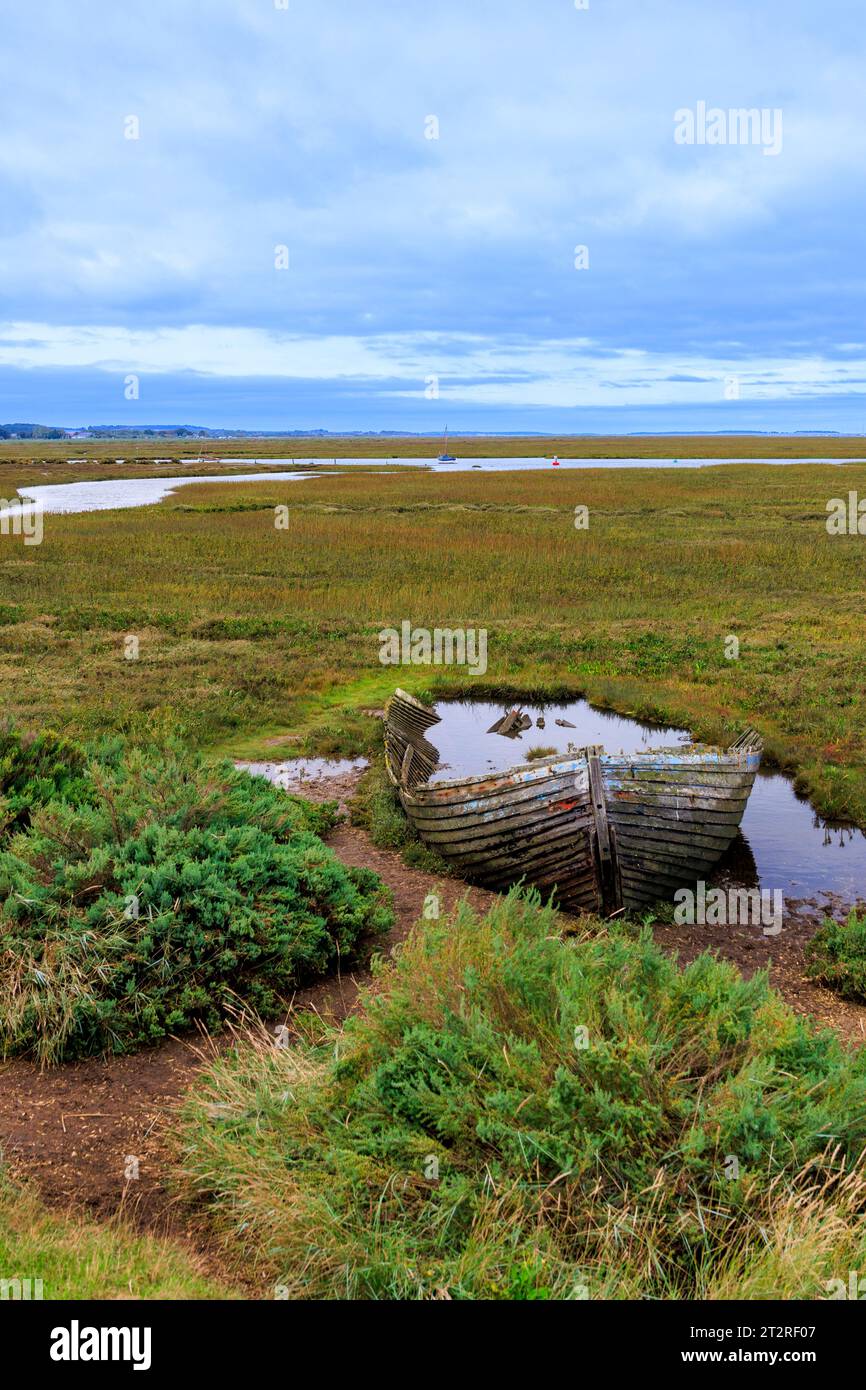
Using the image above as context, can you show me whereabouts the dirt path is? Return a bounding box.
[0,762,863,1259]
[0,1036,227,1262]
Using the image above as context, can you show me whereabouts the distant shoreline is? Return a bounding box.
[2,433,866,462]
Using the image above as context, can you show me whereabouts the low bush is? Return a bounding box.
[176,890,866,1300]
[0,725,95,836]
[806,911,866,1001]
[350,761,450,873]
[0,733,393,1062]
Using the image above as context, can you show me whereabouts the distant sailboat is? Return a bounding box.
[437,426,456,463]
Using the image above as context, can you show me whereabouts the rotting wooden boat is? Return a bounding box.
[384,689,762,915]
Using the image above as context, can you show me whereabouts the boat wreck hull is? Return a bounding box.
[384,690,762,915]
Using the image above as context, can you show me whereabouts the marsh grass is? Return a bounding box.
[525,744,557,761]
[349,758,451,874]
[0,1173,235,1299]
[176,890,866,1300]
[1,462,865,821]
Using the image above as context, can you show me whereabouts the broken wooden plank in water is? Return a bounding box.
[487,708,532,737]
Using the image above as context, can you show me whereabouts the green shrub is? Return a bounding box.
[0,740,392,1062]
[806,912,866,1000]
[0,726,94,837]
[177,890,866,1300]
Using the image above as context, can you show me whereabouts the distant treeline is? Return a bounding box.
[0,421,850,441]
[0,423,336,439]
[0,423,68,439]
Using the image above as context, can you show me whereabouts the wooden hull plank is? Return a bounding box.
[384,692,761,914]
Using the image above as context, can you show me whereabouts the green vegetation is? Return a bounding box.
[0,1175,235,1299]
[0,726,92,835]
[177,890,866,1300]
[1,461,865,826]
[0,730,392,1063]
[2,446,866,1301]
[349,758,450,874]
[525,744,557,761]
[806,912,866,1001]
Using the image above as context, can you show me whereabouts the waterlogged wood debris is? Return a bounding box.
[486,708,533,737]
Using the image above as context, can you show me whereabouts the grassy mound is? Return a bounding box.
[806,911,866,1001]
[0,732,393,1063]
[176,891,866,1300]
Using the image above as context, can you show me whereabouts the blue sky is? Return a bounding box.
[1,0,865,432]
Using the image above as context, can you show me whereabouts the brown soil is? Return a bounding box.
[0,1035,243,1289]
[0,1037,204,1224]
[653,899,866,1046]
[0,761,863,1274]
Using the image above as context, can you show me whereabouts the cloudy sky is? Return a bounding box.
[1,0,865,432]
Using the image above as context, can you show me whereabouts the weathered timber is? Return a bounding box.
[383,690,762,914]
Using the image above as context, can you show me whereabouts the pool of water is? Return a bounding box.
[428,699,866,906]
[238,756,368,788]
[2,470,320,518]
[221,455,855,473]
